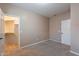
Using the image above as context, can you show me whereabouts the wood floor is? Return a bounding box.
[5,33,19,45]
[4,33,19,55]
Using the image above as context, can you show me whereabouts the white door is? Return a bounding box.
[0,8,4,55]
[61,19,71,45]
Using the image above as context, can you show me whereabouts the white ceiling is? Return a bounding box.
[3,3,70,18]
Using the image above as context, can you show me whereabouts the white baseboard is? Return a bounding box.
[70,50,79,56]
[49,39,70,46]
[49,39,61,43]
[21,40,48,49]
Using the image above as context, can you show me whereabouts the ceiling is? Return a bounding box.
[12,3,70,18]
[1,3,70,18]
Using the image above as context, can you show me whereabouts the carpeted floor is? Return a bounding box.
[3,39,77,56]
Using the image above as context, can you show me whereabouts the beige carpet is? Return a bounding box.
[3,40,77,56]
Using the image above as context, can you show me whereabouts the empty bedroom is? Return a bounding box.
[0,3,79,56]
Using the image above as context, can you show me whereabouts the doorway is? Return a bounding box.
[61,19,71,45]
[4,16,20,54]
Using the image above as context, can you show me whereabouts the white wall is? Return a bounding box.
[1,5,49,47]
[49,11,70,42]
[71,4,79,54]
